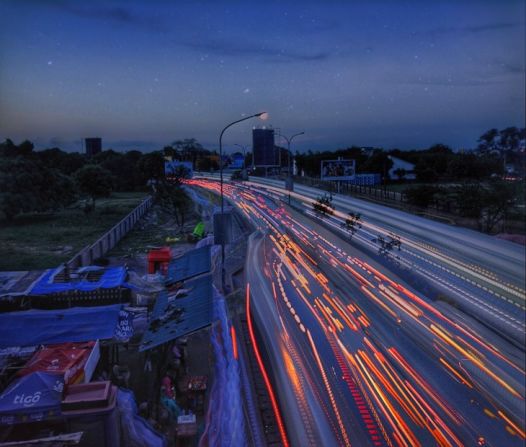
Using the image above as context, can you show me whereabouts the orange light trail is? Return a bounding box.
[497,410,526,440]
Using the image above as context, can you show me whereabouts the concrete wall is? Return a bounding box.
[67,196,153,268]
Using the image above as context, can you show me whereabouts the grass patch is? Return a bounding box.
[107,206,201,259]
[385,182,459,193]
[0,192,148,271]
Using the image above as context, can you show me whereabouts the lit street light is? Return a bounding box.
[218,112,267,291]
[280,131,304,204]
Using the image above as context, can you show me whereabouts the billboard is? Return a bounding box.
[253,128,277,167]
[321,159,356,181]
[164,161,193,178]
[229,153,245,169]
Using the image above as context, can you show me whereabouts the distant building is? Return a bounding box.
[360,147,381,157]
[85,137,102,157]
[252,127,277,167]
[388,156,416,180]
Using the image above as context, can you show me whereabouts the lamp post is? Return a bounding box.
[234,143,248,180]
[280,131,304,204]
[219,112,267,291]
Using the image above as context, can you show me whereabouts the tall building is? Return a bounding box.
[85,138,102,157]
[252,127,276,167]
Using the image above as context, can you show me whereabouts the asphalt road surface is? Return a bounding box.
[189,178,525,447]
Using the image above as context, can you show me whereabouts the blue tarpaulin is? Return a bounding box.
[30,266,127,295]
[0,305,122,348]
[0,372,64,425]
[165,246,211,284]
[117,389,166,447]
[139,275,213,352]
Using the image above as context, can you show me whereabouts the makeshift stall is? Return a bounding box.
[0,371,64,426]
[61,381,120,447]
[18,341,100,385]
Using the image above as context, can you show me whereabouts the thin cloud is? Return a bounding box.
[424,21,522,37]
[38,0,166,32]
[500,63,525,74]
[180,38,331,63]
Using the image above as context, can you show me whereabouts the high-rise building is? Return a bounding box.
[252,127,277,167]
[85,138,102,157]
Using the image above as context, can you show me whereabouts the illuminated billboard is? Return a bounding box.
[321,159,356,181]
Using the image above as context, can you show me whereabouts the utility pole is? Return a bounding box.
[280,132,304,205]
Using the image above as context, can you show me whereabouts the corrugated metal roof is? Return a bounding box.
[139,275,213,352]
[165,245,211,285]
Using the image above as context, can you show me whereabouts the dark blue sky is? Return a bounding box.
[0,0,524,153]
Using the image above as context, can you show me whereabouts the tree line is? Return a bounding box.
[295,127,525,182]
[0,139,168,221]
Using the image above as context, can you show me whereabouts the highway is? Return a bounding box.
[239,176,526,345]
[189,178,526,447]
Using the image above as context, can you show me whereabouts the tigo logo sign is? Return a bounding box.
[13,392,41,407]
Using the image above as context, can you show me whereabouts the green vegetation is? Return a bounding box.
[107,206,200,259]
[74,164,113,211]
[295,127,525,182]
[0,137,210,271]
[0,192,147,271]
[403,180,524,233]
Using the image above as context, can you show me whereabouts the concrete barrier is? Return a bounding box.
[67,196,153,268]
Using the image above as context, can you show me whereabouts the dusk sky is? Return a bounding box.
[0,0,524,153]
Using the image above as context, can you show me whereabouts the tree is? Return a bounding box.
[403,185,441,208]
[155,181,192,231]
[138,151,165,182]
[91,149,147,191]
[360,150,393,176]
[166,164,191,187]
[0,139,34,158]
[0,158,77,221]
[0,139,17,157]
[74,164,113,210]
[17,140,34,157]
[196,156,219,172]
[342,211,362,239]
[313,194,334,218]
[172,138,206,166]
[480,180,517,233]
[477,127,526,174]
[453,183,484,218]
[37,148,86,175]
[414,160,439,183]
[393,168,407,181]
[477,128,500,155]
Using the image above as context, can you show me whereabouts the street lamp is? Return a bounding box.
[218,112,267,291]
[280,132,304,204]
[234,143,248,180]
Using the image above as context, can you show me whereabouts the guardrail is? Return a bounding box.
[67,196,153,268]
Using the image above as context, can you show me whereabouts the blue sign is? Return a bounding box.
[115,310,134,341]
